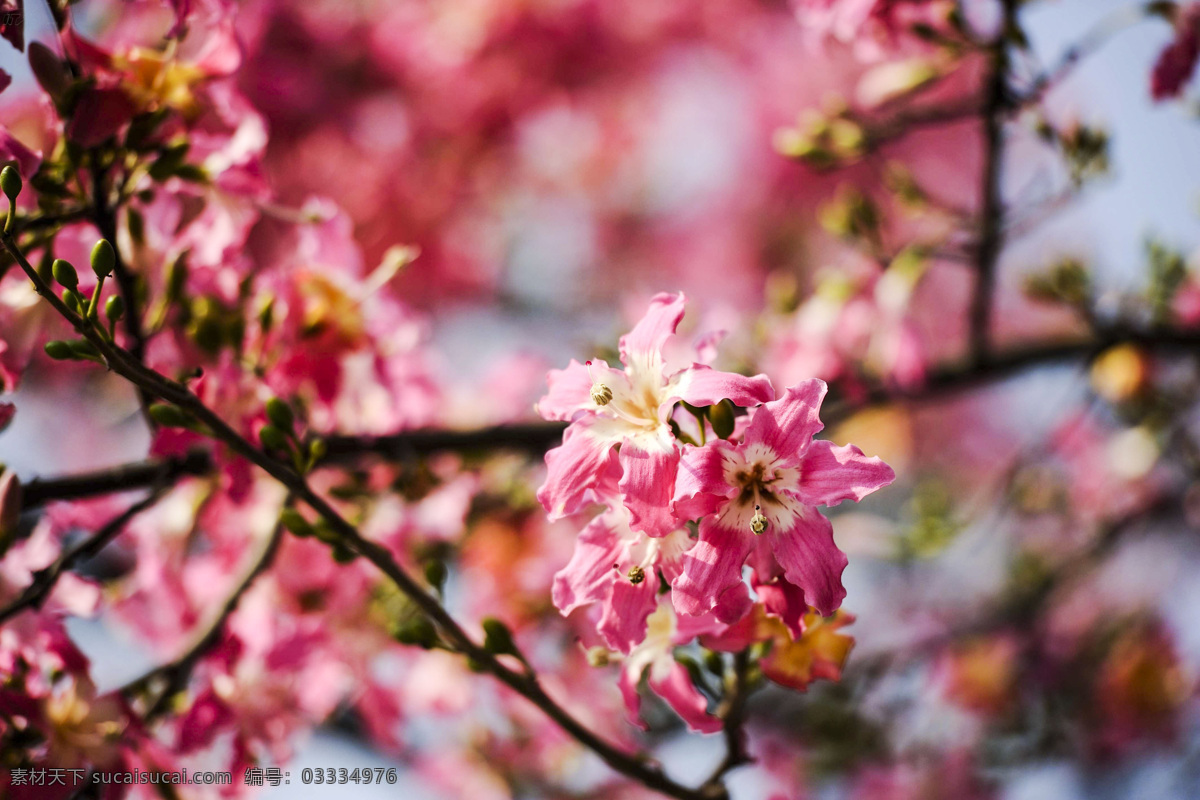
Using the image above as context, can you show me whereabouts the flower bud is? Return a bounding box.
[28,43,71,101]
[69,340,99,360]
[424,559,448,592]
[308,437,327,463]
[265,397,294,432]
[44,340,74,360]
[61,290,81,315]
[104,294,125,323]
[148,403,190,428]
[52,259,78,294]
[482,617,518,656]
[279,508,314,538]
[394,616,437,649]
[0,166,21,203]
[258,424,290,451]
[90,239,116,279]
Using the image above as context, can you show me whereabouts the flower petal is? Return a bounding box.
[618,438,680,538]
[537,419,619,519]
[619,665,648,731]
[619,292,686,377]
[551,516,623,616]
[673,442,735,521]
[754,575,808,641]
[794,439,896,507]
[769,506,847,617]
[536,358,598,421]
[648,661,722,734]
[668,364,774,409]
[671,516,752,617]
[599,574,659,654]
[744,380,827,464]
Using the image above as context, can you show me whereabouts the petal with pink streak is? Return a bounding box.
[794,440,896,507]
[619,666,648,731]
[648,662,722,734]
[755,576,808,640]
[536,358,596,421]
[769,506,847,617]
[537,419,618,519]
[599,575,658,654]
[618,292,686,375]
[669,364,774,409]
[552,517,623,616]
[744,380,828,464]
[618,440,680,538]
[671,516,753,617]
[537,359,626,421]
[673,442,734,521]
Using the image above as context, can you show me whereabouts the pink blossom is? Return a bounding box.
[1152,3,1200,101]
[672,380,894,618]
[618,601,724,733]
[537,292,773,537]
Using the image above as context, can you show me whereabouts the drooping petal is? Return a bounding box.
[794,439,896,507]
[648,661,723,734]
[755,576,809,641]
[537,419,620,519]
[744,380,828,464]
[536,358,599,421]
[619,665,648,731]
[618,292,686,377]
[673,442,735,521]
[551,516,623,616]
[618,438,680,538]
[768,506,847,617]
[669,364,774,409]
[599,575,659,654]
[671,516,753,617]
[712,581,753,624]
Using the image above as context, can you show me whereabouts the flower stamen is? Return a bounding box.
[585,360,613,406]
[750,504,767,535]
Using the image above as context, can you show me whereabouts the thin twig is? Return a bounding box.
[21,449,213,509]
[0,490,165,626]
[123,510,287,722]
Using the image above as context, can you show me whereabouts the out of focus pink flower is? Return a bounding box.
[1151,3,1200,100]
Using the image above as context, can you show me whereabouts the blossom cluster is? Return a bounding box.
[538,292,894,728]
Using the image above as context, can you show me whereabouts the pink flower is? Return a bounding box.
[537,292,774,537]
[618,601,724,734]
[671,380,895,619]
[1152,3,1200,101]
[552,459,694,653]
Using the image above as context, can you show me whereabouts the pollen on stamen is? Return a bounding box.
[750,505,767,535]
[584,360,614,406]
[627,565,646,584]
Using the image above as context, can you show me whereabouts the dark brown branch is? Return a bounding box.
[20,449,214,510]
[968,3,1016,368]
[0,490,165,626]
[321,421,566,462]
[702,649,755,790]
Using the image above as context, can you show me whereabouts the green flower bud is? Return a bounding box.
[259,424,290,452]
[105,294,125,323]
[331,544,358,563]
[703,650,725,677]
[0,166,21,203]
[279,508,314,538]
[90,239,116,279]
[148,404,190,428]
[165,252,189,302]
[61,290,81,315]
[308,437,327,463]
[265,397,294,432]
[482,617,517,656]
[394,616,438,649]
[44,340,74,360]
[68,340,99,359]
[424,559,448,592]
[51,259,78,293]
